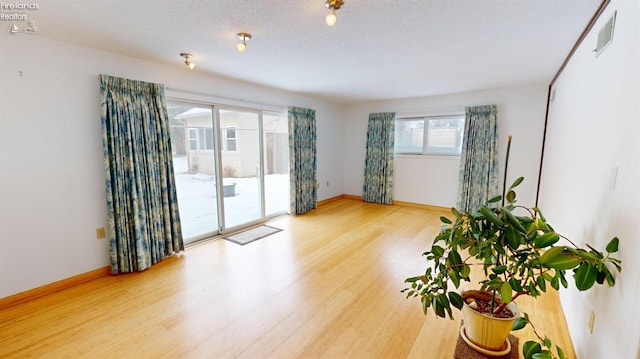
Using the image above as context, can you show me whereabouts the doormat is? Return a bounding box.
[224,225,282,246]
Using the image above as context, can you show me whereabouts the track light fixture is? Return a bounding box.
[324,0,344,26]
[180,52,195,70]
[236,32,252,52]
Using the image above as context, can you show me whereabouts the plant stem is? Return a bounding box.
[493,291,530,315]
[502,135,512,207]
[493,136,513,314]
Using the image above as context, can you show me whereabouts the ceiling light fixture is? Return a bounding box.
[236,32,252,53]
[180,52,195,70]
[324,0,344,26]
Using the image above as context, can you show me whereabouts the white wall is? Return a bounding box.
[0,35,345,298]
[538,1,640,358]
[343,85,548,208]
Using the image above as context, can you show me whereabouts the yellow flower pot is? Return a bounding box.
[461,290,520,352]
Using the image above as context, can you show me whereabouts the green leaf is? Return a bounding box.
[449,269,461,288]
[550,274,560,290]
[557,346,566,359]
[434,297,445,318]
[460,264,471,279]
[448,291,464,310]
[501,281,513,303]
[440,216,452,224]
[488,195,502,203]
[492,265,508,274]
[509,277,523,293]
[479,206,504,227]
[537,275,547,292]
[606,237,619,253]
[512,316,529,330]
[431,245,445,257]
[532,353,553,359]
[540,246,563,263]
[523,341,542,359]
[447,249,462,266]
[436,294,451,319]
[528,280,539,297]
[516,215,535,224]
[501,207,527,233]
[505,226,520,249]
[540,247,581,270]
[559,271,568,288]
[506,190,516,203]
[574,263,598,291]
[510,176,524,189]
[605,270,616,286]
[568,248,599,261]
[534,232,560,248]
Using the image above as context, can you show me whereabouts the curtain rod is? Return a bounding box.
[164,85,287,112]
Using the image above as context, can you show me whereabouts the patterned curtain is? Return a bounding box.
[457,105,499,212]
[362,112,396,204]
[288,106,317,214]
[100,74,184,274]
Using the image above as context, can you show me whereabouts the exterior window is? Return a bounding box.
[223,127,237,151]
[187,128,214,150]
[188,128,198,150]
[394,115,465,155]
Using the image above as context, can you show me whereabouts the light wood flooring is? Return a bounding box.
[0,198,575,358]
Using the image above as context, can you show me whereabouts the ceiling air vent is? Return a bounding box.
[594,11,616,57]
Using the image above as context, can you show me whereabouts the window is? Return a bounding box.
[222,127,237,151]
[187,127,214,150]
[394,115,465,155]
[188,128,198,150]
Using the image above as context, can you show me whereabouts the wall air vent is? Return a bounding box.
[594,11,616,57]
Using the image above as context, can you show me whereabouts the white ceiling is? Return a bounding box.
[25,0,601,104]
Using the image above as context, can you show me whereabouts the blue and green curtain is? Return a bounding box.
[100,74,184,274]
[362,112,396,204]
[288,106,317,215]
[457,105,499,212]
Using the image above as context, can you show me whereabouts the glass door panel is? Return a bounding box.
[218,109,263,229]
[167,101,219,243]
[263,112,290,216]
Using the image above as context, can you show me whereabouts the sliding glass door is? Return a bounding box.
[217,108,263,230]
[168,102,219,243]
[263,112,290,216]
[167,100,289,243]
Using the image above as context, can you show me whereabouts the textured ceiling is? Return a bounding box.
[20,0,601,103]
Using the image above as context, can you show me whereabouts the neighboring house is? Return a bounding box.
[174,108,288,178]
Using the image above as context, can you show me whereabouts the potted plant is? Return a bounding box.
[402,137,622,359]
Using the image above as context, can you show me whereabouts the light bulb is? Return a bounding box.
[236,42,247,52]
[325,12,337,26]
[187,61,195,70]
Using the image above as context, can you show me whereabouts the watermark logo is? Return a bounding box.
[2,2,39,34]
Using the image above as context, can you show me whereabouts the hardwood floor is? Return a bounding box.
[0,199,576,358]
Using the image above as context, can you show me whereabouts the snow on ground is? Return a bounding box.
[172,155,289,241]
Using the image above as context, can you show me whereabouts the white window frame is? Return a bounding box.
[222,126,237,152]
[187,128,198,150]
[394,114,465,156]
[187,127,214,151]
